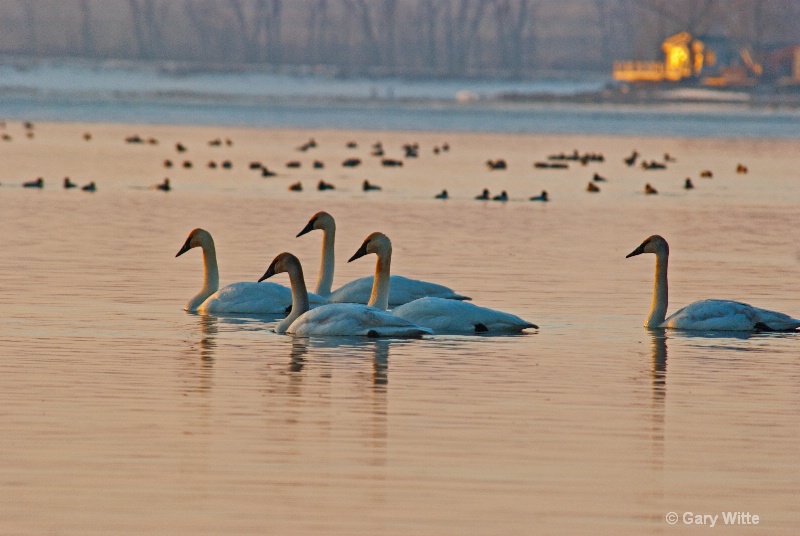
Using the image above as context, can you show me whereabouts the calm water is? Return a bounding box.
[1,121,799,534]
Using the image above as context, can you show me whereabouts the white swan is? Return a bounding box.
[627,235,800,331]
[349,231,537,334]
[259,251,432,338]
[176,228,326,315]
[296,211,470,305]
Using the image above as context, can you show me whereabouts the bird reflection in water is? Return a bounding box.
[648,328,667,475]
[286,337,392,390]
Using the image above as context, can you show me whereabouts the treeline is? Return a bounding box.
[0,0,798,77]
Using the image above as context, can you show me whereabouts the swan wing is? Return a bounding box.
[328,275,469,306]
[287,303,432,337]
[664,299,800,331]
[199,282,327,315]
[392,297,537,334]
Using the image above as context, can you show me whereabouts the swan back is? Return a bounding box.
[393,297,537,334]
[287,303,432,338]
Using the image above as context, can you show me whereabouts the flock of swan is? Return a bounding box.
[177,211,537,337]
[177,212,800,337]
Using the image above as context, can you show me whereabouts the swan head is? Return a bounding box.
[297,211,335,237]
[348,232,391,262]
[259,252,301,282]
[626,235,669,258]
[176,228,212,257]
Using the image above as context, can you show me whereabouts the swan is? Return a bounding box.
[349,232,537,334]
[175,228,326,315]
[626,235,800,331]
[296,211,470,305]
[259,251,432,338]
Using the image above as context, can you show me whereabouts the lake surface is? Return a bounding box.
[1,119,799,534]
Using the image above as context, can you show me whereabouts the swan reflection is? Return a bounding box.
[285,336,394,390]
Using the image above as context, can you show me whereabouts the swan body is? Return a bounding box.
[393,297,537,333]
[176,228,325,315]
[260,252,431,338]
[627,235,800,331]
[349,232,536,334]
[296,211,470,305]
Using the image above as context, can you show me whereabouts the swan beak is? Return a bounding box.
[258,261,277,282]
[348,240,370,262]
[175,238,193,257]
[296,218,316,238]
[626,244,646,258]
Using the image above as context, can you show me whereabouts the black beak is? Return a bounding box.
[296,218,316,238]
[175,238,192,257]
[626,244,645,258]
[258,260,278,282]
[348,239,370,263]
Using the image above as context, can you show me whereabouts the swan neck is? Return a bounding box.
[276,261,310,334]
[646,251,669,328]
[368,248,391,310]
[188,239,220,311]
[315,226,335,296]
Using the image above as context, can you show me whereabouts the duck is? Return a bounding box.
[63,177,77,189]
[435,189,449,199]
[23,177,44,188]
[626,235,800,331]
[175,228,326,315]
[317,180,335,191]
[624,150,639,167]
[492,190,508,201]
[475,188,490,200]
[592,173,607,182]
[346,233,536,334]
[288,181,303,192]
[530,190,548,202]
[644,183,658,195]
[81,181,97,192]
[700,170,713,178]
[362,180,382,191]
[684,178,694,190]
[586,182,600,192]
[296,211,469,306]
[156,178,171,191]
[258,251,431,338]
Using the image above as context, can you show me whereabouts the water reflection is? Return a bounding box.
[648,329,667,478]
[286,336,394,391]
[198,315,219,366]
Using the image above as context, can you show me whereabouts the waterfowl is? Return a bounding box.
[530,190,548,202]
[492,190,508,201]
[156,178,171,191]
[296,211,469,306]
[342,158,361,167]
[486,159,507,170]
[736,164,748,174]
[381,158,403,167]
[345,233,536,333]
[182,160,192,169]
[262,167,277,177]
[221,160,233,169]
[259,252,431,338]
[175,228,325,315]
[286,161,301,169]
[624,150,639,167]
[82,181,97,192]
[207,161,217,169]
[288,181,303,192]
[700,170,713,178]
[362,180,382,191]
[163,159,173,168]
[586,182,600,192]
[592,173,607,182]
[313,160,324,169]
[644,183,658,195]
[403,143,419,158]
[475,188,490,200]
[63,177,77,189]
[176,142,187,153]
[435,189,449,199]
[626,235,800,331]
[23,177,43,188]
[317,180,335,191]
[684,178,694,189]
